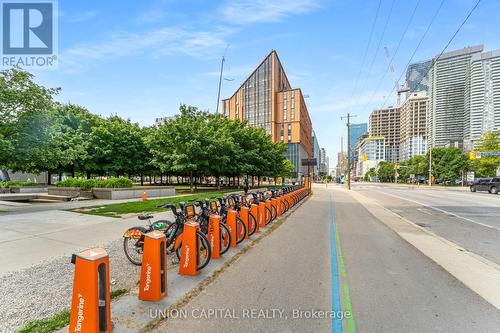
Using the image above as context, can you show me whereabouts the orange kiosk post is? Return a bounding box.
[226,209,238,247]
[240,206,250,240]
[208,214,222,259]
[178,221,200,276]
[251,204,260,233]
[139,231,167,301]
[69,247,112,333]
[258,202,266,228]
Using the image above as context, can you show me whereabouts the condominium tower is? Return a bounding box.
[222,51,313,176]
[399,91,429,160]
[465,49,500,150]
[369,107,401,163]
[406,60,432,93]
[428,45,483,148]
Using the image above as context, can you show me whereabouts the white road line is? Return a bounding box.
[373,190,500,232]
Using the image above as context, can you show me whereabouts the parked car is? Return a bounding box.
[470,178,500,194]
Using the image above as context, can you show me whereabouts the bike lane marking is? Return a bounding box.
[330,192,356,333]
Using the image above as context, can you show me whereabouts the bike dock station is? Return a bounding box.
[208,214,222,259]
[139,231,168,302]
[69,247,111,333]
[64,185,310,332]
[178,221,200,276]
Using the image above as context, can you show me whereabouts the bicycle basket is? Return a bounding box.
[210,201,218,212]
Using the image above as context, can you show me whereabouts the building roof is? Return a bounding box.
[221,50,291,101]
[436,45,483,61]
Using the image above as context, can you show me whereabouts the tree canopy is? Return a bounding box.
[0,68,294,188]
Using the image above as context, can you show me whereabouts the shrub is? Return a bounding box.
[98,178,133,188]
[56,178,133,190]
[0,181,39,188]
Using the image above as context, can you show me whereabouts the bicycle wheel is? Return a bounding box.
[176,230,212,271]
[220,223,231,255]
[236,217,247,244]
[270,205,278,221]
[247,212,257,236]
[123,226,147,266]
[265,206,272,225]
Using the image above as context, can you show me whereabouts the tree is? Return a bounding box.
[0,68,60,179]
[377,161,395,182]
[473,131,500,177]
[430,147,469,182]
[364,168,376,181]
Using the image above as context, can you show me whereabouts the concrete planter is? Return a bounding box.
[48,187,93,199]
[92,186,176,200]
[10,186,48,193]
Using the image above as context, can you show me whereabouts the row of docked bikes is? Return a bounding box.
[122,185,309,271]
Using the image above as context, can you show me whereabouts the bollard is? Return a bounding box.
[240,206,250,240]
[258,202,266,228]
[251,204,260,233]
[227,209,238,247]
[178,221,199,276]
[139,231,167,302]
[208,214,222,259]
[69,247,111,333]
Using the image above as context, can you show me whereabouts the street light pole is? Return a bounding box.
[215,55,225,115]
[341,113,356,190]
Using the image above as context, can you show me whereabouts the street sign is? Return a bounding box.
[301,158,317,166]
[466,171,475,183]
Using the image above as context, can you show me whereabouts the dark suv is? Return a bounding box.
[470,177,500,194]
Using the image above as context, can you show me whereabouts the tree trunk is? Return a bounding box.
[190,171,194,192]
[251,176,255,187]
[216,175,220,190]
[140,173,144,186]
[47,171,52,185]
[149,175,152,185]
[71,165,75,178]
[257,176,261,187]
[237,175,240,189]
[86,171,91,179]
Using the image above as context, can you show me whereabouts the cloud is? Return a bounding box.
[60,27,231,72]
[219,0,322,25]
[66,10,99,23]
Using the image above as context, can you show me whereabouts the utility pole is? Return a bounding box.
[428,144,433,186]
[341,113,357,190]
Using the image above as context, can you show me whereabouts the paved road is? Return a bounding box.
[351,182,500,265]
[153,184,500,332]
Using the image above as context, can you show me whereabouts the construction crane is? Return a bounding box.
[384,46,409,107]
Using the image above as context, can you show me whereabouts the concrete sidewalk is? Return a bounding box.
[0,210,173,276]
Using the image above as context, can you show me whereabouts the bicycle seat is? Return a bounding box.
[138,214,153,220]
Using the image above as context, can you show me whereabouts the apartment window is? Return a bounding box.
[287,124,292,141]
[291,92,295,120]
[235,94,239,119]
[283,92,287,121]
[280,123,284,142]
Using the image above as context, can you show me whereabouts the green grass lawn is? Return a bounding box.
[76,190,234,217]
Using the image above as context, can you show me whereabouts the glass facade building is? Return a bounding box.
[222,51,313,177]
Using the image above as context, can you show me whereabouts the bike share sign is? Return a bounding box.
[1,0,58,68]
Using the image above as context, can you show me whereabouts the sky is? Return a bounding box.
[27,0,500,169]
